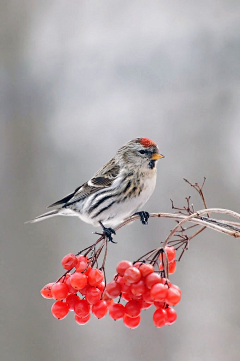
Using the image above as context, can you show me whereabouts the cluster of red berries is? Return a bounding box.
[41,246,181,328]
[41,253,109,324]
[105,248,180,328]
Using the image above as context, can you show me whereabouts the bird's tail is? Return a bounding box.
[25,209,59,224]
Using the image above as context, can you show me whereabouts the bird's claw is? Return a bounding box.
[136,211,150,225]
[100,225,116,243]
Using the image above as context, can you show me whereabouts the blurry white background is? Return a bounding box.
[1,1,240,360]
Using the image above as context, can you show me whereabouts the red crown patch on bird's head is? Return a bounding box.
[139,138,156,148]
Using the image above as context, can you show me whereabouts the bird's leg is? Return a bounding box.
[99,221,117,243]
[135,211,150,225]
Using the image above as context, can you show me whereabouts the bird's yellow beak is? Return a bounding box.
[151,153,165,160]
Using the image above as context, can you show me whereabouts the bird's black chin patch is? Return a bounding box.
[148,160,156,169]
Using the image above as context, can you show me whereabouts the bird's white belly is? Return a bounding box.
[91,175,157,227]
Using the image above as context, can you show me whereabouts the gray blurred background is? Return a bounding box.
[1,1,240,360]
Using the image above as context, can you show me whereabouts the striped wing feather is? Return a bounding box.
[47,159,120,208]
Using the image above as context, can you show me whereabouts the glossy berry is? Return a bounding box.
[121,292,132,302]
[144,272,161,289]
[123,314,141,329]
[76,255,88,263]
[124,267,141,284]
[139,263,154,278]
[166,285,181,306]
[88,269,104,286]
[130,280,146,296]
[97,281,105,293]
[105,281,121,298]
[62,253,78,270]
[75,313,91,325]
[75,261,88,273]
[169,260,177,274]
[116,276,131,293]
[141,301,152,310]
[154,301,165,309]
[74,299,90,318]
[150,283,168,302]
[125,300,141,318]
[86,286,101,304]
[165,307,177,325]
[66,293,80,311]
[116,260,133,276]
[153,308,166,327]
[65,276,77,294]
[92,300,108,319]
[160,246,176,262]
[51,282,69,301]
[51,301,69,319]
[109,303,125,320]
[142,289,153,304]
[41,283,54,299]
[70,273,88,290]
[78,284,90,296]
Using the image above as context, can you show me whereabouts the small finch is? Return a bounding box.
[27,138,164,241]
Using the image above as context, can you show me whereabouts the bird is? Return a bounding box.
[27,138,164,242]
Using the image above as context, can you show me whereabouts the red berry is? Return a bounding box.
[97,281,105,293]
[66,293,80,311]
[121,292,132,302]
[159,246,176,262]
[70,273,88,290]
[142,289,154,304]
[166,246,176,261]
[65,276,77,294]
[62,253,78,270]
[92,300,108,319]
[125,300,141,318]
[79,284,90,296]
[105,281,121,298]
[165,307,177,325]
[51,301,69,319]
[102,291,114,306]
[166,285,181,306]
[76,255,88,263]
[51,282,69,301]
[116,260,133,276]
[150,283,168,302]
[84,266,92,276]
[116,276,131,293]
[86,286,101,304]
[124,267,141,284]
[123,314,141,329]
[171,284,181,294]
[169,260,177,274]
[144,272,161,289]
[88,269,104,286]
[153,308,166,327]
[126,289,142,301]
[74,299,90,318]
[75,261,88,273]
[109,303,125,320]
[141,301,152,310]
[75,313,90,325]
[154,301,165,308]
[139,263,154,278]
[40,283,54,299]
[130,280,146,296]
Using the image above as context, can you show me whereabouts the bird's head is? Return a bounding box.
[116,138,164,170]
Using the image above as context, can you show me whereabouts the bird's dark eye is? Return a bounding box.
[139,150,146,154]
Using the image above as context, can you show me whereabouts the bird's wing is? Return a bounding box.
[47,158,120,208]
